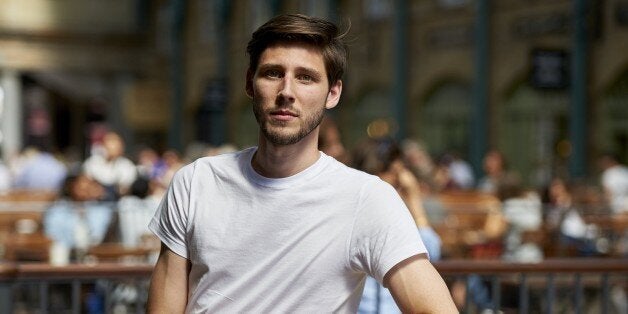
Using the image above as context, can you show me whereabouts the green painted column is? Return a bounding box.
[271,0,282,15]
[471,0,489,177]
[328,0,339,24]
[393,0,408,140]
[168,0,185,152]
[570,0,587,178]
[210,0,231,146]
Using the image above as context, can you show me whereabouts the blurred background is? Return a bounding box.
[0,0,626,186]
[0,1,626,313]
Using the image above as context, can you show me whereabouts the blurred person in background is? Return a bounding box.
[147,14,455,313]
[399,139,435,188]
[597,152,628,215]
[11,143,67,192]
[135,145,167,181]
[496,173,544,262]
[83,131,137,200]
[318,114,351,164]
[429,150,476,192]
[597,152,628,259]
[398,139,448,226]
[44,171,114,314]
[543,177,600,257]
[44,172,113,260]
[477,149,509,194]
[432,154,458,192]
[157,149,184,188]
[444,151,475,190]
[452,173,543,313]
[117,176,161,250]
[352,139,443,314]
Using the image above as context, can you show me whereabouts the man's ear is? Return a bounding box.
[245,69,254,98]
[325,80,343,109]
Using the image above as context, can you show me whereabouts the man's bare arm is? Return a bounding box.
[385,254,458,313]
[147,243,190,313]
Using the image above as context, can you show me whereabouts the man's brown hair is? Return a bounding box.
[246,14,347,86]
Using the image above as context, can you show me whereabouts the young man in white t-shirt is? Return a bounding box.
[147,14,457,313]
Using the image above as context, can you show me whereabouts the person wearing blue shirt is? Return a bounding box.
[353,140,444,314]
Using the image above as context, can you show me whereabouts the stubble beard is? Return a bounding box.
[253,102,326,146]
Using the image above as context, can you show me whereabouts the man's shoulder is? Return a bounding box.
[193,148,250,166]
[176,148,250,177]
[323,158,385,189]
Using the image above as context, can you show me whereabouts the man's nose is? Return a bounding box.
[277,77,296,103]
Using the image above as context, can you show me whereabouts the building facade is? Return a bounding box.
[0,0,627,187]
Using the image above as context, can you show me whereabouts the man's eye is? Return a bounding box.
[297,74,314,82]
[265,70,282,78]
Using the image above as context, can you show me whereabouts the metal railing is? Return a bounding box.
[0,258,625,314]
[435,258,628,314]
[0,192,625,313]
[0,262,153,314]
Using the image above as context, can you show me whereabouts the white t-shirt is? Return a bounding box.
[149,147,426,313]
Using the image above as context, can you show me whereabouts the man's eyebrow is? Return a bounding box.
[257,64,282,71]
[295,66,323,78]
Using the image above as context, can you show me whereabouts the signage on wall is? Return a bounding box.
[530,49,569,90]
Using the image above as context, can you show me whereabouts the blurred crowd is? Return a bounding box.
[319,116,627,262]
[0,119,625,313]
[318,117,628,314]
[0,130,239,263]
[0,118,625,266]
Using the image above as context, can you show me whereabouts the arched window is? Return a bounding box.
[499,84,568,186]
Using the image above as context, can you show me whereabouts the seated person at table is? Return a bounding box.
[44,173,114,257]
[118,176,161,249]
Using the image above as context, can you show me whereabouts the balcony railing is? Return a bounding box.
[0,262,152,313]
[0,258,625,313]
[436,258,628,314]
[0,190,624,313]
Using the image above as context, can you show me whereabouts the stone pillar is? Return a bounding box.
[0,69,23,163]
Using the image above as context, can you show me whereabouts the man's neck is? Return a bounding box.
[252,134,321,178]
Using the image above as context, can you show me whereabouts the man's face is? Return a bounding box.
[247,43,342,146]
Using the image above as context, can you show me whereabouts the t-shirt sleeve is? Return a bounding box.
[349,178,427,284]
[149,164,192,259]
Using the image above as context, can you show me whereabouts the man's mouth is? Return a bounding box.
[270,110,298,121]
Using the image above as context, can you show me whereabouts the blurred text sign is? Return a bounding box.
[530,49,569,90]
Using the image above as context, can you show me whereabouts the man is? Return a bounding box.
[147,14,457,313]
